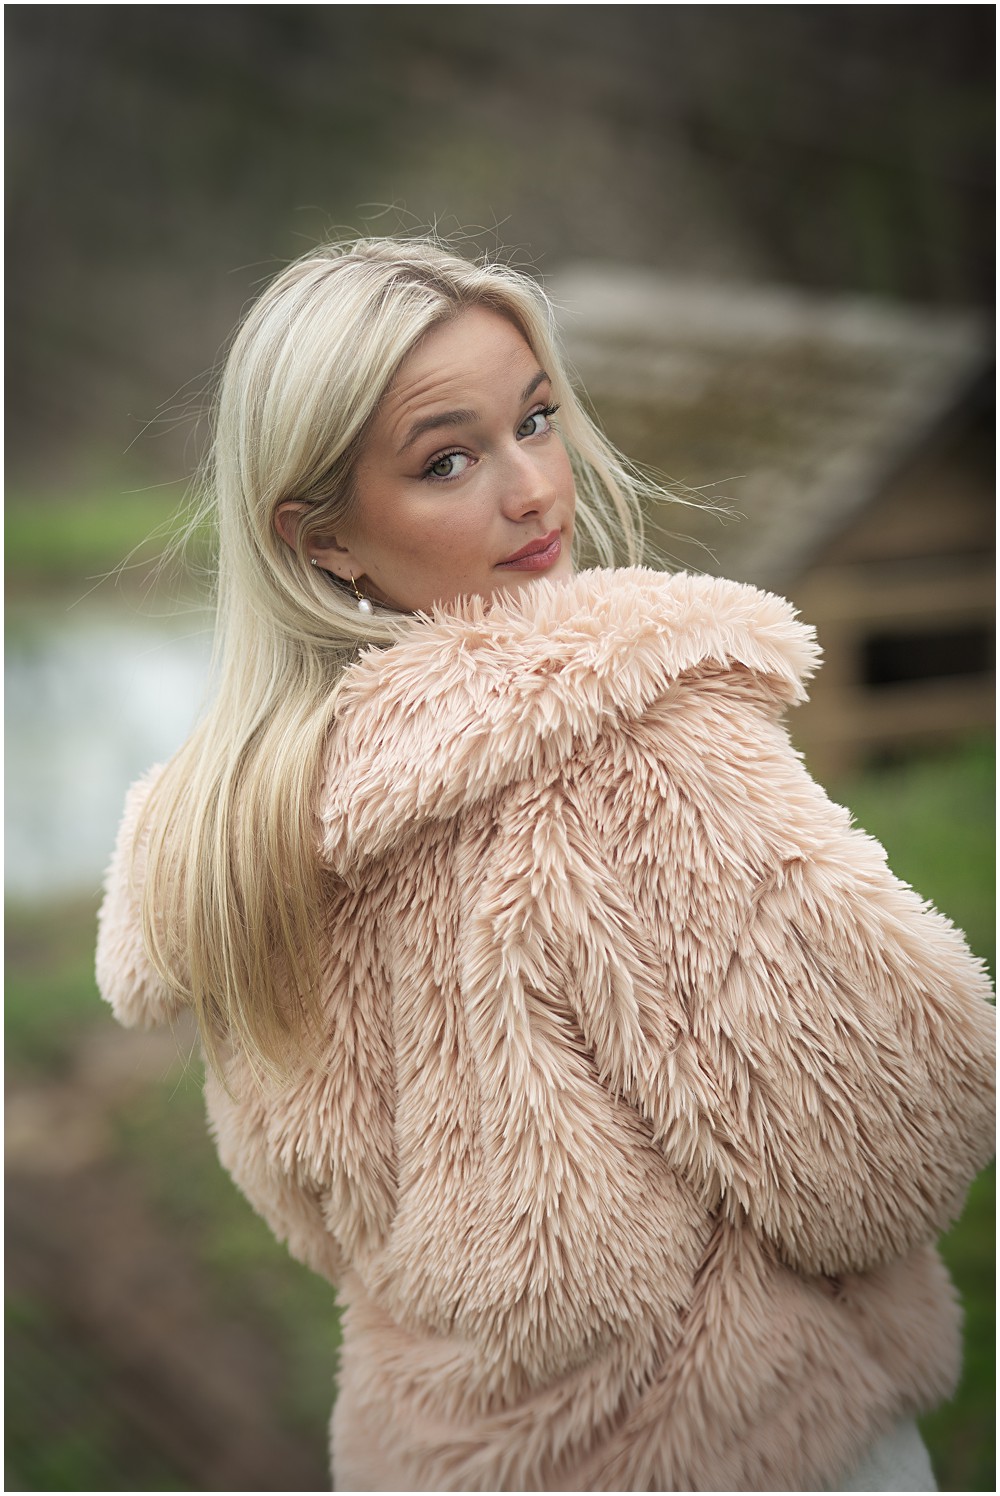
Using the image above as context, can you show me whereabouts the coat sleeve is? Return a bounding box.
[687,826,996,1275]
[204,1069,346,1287]
[95,767,184,1029]
[629,709,996,1278]
[97,772,346,1288]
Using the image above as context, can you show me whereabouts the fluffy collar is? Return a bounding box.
[320,568,819,871]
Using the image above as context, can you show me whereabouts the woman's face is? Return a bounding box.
[307,306,577,612]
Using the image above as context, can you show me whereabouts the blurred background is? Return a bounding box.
[5,6,994,1491]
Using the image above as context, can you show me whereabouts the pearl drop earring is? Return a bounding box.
[351,576,374,616]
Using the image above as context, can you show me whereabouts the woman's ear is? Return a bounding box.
[273,501,306,553]
[273,501,364,583]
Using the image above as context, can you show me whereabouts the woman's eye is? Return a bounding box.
[517,404,559,439]
[425,452,471,480]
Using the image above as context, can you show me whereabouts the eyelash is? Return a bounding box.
[421,404,561,482]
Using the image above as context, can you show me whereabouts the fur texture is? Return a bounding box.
[97,568,996,1492]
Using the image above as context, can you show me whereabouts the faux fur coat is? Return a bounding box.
[97,567,996,1493]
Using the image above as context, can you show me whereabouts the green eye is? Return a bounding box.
[424,452,471,481]
[517,404,559,440]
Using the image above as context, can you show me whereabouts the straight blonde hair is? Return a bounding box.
[139,236,656,1080]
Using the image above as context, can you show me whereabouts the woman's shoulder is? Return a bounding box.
[95,763,182,1030]
[319,568,821,872]
[332,568,820,729]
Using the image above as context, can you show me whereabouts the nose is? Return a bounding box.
[498,443,558,522]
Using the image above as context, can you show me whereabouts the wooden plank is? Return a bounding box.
[794,561,995,627]
[798,675,994,750]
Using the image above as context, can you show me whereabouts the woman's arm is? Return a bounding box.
[205,1069,345,1286]
[685,824,995,1275]
[95,768,183,1030]
[555,690,995,1277]
[96,773,345,1287]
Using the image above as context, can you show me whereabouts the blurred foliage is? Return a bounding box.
[6,7,993,489]
[919,1162,997,1494]
[5,737,995,1490]
[826,739,996,1492]
[5,482,209,595]
[5,1295,191,1492]
[6,897,337,1491]
[828,735,996,981]
[110,1071,341,1439]
[5,896,110,1077]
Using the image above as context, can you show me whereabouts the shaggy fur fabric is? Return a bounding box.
[97,568,996,1492]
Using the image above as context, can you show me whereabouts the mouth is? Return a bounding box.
[495,529,562,572]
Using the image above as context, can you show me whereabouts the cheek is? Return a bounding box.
[426,510,495,573]
[377,502,484,576]
[555,443,576,499]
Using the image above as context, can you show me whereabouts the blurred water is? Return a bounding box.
[6,606,213,902]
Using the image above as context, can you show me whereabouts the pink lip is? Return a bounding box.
[496,529,562,571]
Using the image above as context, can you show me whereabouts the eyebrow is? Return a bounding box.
[396,370,550,455]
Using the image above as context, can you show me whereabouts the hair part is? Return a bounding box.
[138,234,658,1081]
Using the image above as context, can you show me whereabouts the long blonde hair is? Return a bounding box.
[140,236,653,1079]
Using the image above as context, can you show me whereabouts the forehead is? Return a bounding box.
[380,307,538,430]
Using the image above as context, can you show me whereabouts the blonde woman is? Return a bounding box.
[97,238,994,1492]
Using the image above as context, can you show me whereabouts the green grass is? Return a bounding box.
[827,737,995,1492]
[5,1295,192,1492]
[110,1066,341,1438]
[4,896,110,1076]
[919,1163,997,1492]
[5,736,995,1489]
[6,894,339,1487]
[4,482,209,591]
[828,735,996,980]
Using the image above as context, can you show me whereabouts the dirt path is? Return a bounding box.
[6,1027,331,1491]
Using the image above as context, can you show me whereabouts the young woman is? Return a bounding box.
[97,237,994,1492]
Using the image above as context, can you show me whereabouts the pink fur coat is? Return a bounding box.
[97,568,995,1492]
